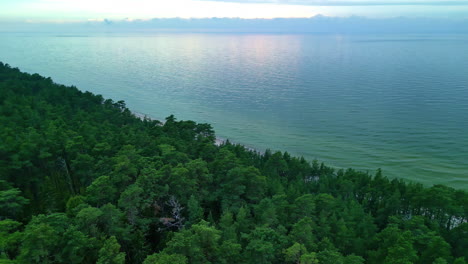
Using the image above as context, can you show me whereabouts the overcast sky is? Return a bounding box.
[1,0,468,22]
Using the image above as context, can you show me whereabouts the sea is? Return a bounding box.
[1,32,467,189]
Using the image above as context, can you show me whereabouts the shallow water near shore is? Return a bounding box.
[1,32,467,189]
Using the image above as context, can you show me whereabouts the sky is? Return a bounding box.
[1,0,468,22]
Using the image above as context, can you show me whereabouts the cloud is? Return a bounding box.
[202,0,468,6]
[4,16,468,34]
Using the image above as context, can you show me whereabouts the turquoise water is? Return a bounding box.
[1,33,467,189]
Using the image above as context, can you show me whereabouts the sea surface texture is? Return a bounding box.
[1,33,467,189]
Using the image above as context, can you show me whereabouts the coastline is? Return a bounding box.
[133,111,260,153]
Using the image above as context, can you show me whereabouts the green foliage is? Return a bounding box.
[118,184,145,225]
[369,224,418,264]
[143,252,187,264]
[218,240,242,264]
[289,217,317,252]
[97,236,125,264]
[65,195,86,217]
[244,227,287,263]
[245,238,275,264]
[75,207,104,237]
[284,243,308,263]
[86,176,118,207]
[0,182,29,220]
[344,254,365,264]
[454,257,467,264]
[420,235,451,264]
[17,222,59,263]
[165,220,221,264]
[0,63,467,264]
[432,258,448,264]
[0,220,22,260]
[300,252,319,264]
[56,226,98,263]
[218,210,237,241]
[317,249,344,264]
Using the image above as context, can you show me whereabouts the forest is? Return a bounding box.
[0,62,467,264]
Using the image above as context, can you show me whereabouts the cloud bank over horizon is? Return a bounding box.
[2,16,467,34]
[1,0,467,21]
[205,0,468,6]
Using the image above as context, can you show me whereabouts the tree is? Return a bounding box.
[218,240,242,264]
[97,236,125,264]
[245,239,275,264]
[65,195,87,217]
[242,166,267,203]
[17,223,58,263]
[165,220,221,264]
[86,176,118,207]
[317,249,344,264]
[0,182,29,220]
[291,194,316,220]
[284,243,308,264]
[254,198,278,227]
[420,235,451,264]
[187,195,203,226]
[185,159,212,199]
[17,213,70,264]
[300,252,319,264]
[110,145,142,189]
[75,207,104,237]
[385,234,417,264]
[218,167,247,211]
[56,226,98,264]
[289,217,317,252]
[143,252,187,264]
[235,206,252,237]
[244,227,287,264]
[0,219,22,260]
[218,210,237,241]
[344,254,365,264]
[118,184,145,225]
[369,225,418,264]
[99,204,130,242]
[432,258,448,264]
[448,223,468,260]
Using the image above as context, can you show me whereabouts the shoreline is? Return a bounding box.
[133,111,262,153]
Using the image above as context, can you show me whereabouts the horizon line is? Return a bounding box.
[3,15,468,24]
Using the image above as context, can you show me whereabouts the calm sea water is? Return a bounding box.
[1,32,467,189]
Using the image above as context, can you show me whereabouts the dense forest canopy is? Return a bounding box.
[0,62,467,264]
